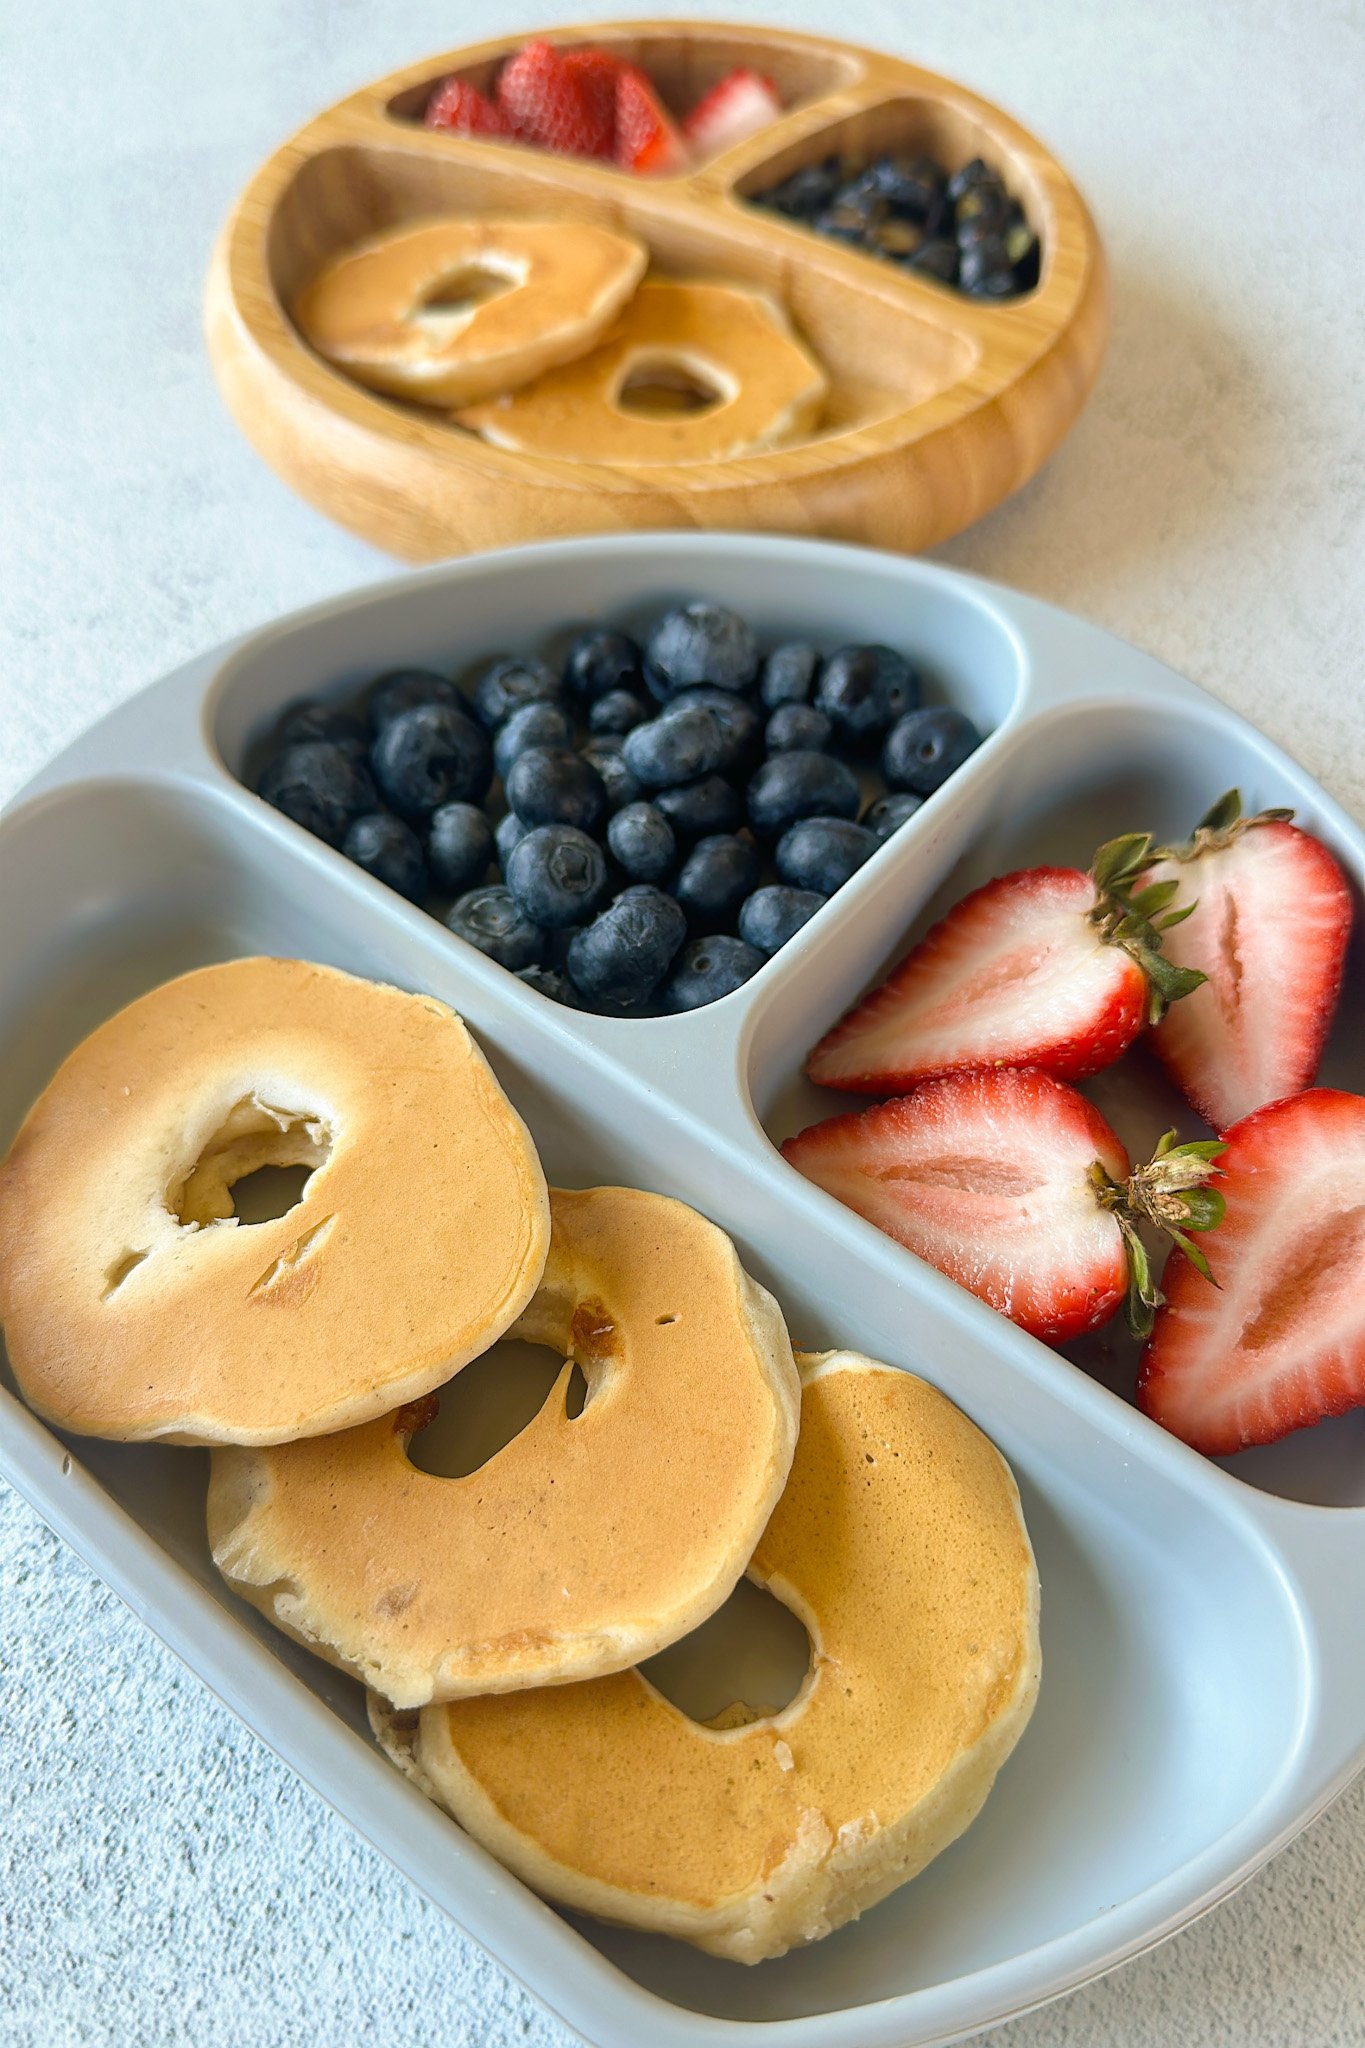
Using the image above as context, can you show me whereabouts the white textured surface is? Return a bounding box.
[2,1,1363,2042]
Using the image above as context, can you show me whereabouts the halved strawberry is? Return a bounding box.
[614,64,690,174]
[424,77,512,138]
[1139,1088,1365,1453]
[497,39,616,159]
[682,68,782,157]
[806,834,1205,1095]
[1146,790,1352,1131]
[782,1068,1224,1344]
[562,46,625,142]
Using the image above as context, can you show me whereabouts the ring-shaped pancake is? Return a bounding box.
[457,280,828,464]
[293,216,648,407]
[0,958,548,1445]
[370,1349,1040,1962]
[209,1186,801,1706]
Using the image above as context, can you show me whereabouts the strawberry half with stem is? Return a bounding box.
[806,832,1206,1094]
[1139,1088,1365,1453]
[1145,789,1353,1131]
[782,1067,1224,1343]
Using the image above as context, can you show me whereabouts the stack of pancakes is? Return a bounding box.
[0,956,1039,1963]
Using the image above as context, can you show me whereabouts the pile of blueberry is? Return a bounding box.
[254,602,983,1015]
[750,152,1040,299]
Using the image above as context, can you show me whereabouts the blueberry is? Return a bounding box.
[882,707,982,795]
[472,655,560,731]
[370,704,492,819]
[763,158,841,218]
[910,238,959,285]
[562,628,643,705]
[505,824,609,931]
[669,689,764,773]
[661,935,764,1012]
[566,888,687,1007]
[367,668,462,733]
[341,813,427,903]
[759,643,820,709]
[738,885,826,956]
[655,775,743,841]
[674,834,761,930]
[815,645,920,745]
[494,810,530,870]
[765,703,833,754]
[958,237,1019,297]
[505,747,608,834]
[947,157,996,204]
[494,701,576,781]
[578,737,642,814]
[516,964,580,1007]
[643,602,760,700]
[623,707,727,791]
[589,689,648,737]
[428,801,495,894]
[871,154,947,221]
[277,701,368,756]
[776,817,879,895]
[446,885,545,971]
[747,751,860,839]
[258,741,378,847]
[607,802,677,883]
[863,790,924,840]
[954,178,1010,236]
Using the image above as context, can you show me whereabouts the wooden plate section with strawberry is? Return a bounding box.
[204,19,1107,559]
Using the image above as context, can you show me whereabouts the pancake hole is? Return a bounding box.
[655,1313,677,1326]
[418,263,516,319]
[616,357,724,419]
[408,1338,584,1479]
[565,1362,589,1420]
[641,1580,812,1728]
[230,1164,314,1224]
[171,1096,332,1228]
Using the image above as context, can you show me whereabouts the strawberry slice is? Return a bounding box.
[497,39,616,159]
[1139,1089,1365,1452]
[783,1068,1224,1343]
[562,46,625,142]
[424,77,512,138]
[806,834,1205,1095]
[1145,790,1352,1131]
[615,64,690,174]
[682,68,783,157]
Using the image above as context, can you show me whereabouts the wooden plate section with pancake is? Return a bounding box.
[368,1348,1040,1960]
[205,19,1108,559]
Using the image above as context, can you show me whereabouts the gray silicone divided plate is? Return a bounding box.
[2,534,1362,2048]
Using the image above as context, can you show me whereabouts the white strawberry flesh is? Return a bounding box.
[682,69,782,157]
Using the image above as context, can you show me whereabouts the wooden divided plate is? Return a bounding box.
[205,20,1109,559]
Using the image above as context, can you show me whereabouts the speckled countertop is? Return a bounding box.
[3,2,1363,2043]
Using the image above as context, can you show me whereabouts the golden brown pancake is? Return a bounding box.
[209,1186,801,1705]
[457,279,828,464]
[0,958,548,1445]
[294,217,648,407]
[371,1350,1040,1961]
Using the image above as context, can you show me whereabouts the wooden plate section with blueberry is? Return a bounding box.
[206,20,1108,560]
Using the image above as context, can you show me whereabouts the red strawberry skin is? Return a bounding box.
[424,77,511,138]
[1139,1089,1365,1454]
[614,64,689,174]
[782,1068,1131,1342]
[806,867,1148,1095]
[1148,823,1352,1131]
[497,39,615,159]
